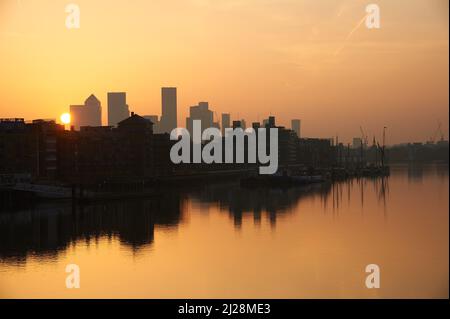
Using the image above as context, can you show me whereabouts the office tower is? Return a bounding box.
[262,116,276,128]
[108,92,129,127]
[221,113,230,136]
[232,120,242,129]
[241,119,247,130]
[70,94,102,130]
[268,116,276,127]
[159,87,177,134]
[291,119,301,138]
[186,102,214,137]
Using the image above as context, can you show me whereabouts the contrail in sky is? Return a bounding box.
[334,13,368,56]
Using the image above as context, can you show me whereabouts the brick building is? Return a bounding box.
[0,118,65,181]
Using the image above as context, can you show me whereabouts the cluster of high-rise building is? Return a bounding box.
[69,87,178,135]
[1,87,347,187]
[68,87,303,140]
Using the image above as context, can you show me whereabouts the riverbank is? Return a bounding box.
[0,165,391,208]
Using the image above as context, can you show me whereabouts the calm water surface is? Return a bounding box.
[0,164,448,298]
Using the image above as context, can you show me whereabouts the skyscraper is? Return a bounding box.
[262,116,276,128]
[291,119,301,138]
[186,102,214,136]
[70,94,102,130]
[159,87,177,134]
[221,113,230,136]
[108,92,129,127]
[232,120,242,129]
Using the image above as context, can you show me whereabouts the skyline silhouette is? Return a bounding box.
[0,0,448,301]
[0,0,448,144]
[4,86,448,146]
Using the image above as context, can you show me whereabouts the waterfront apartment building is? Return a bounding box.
[0,118,65,181]
[58,113,176,185]
[1,113,340,184]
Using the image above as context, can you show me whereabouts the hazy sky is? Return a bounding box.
[0,0,448,144]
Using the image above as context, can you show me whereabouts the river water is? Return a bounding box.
[0,164,448,298]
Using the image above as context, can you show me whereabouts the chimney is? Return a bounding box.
[131,112,135,116]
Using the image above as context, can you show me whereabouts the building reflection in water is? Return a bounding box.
[0,193,184,264]
[405,162,449,183]
[0,177,394,264]
[186,182,332,229]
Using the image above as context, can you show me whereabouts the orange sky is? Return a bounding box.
[0,0,448,144]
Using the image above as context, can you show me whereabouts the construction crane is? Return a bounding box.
[428,120,444,144]
[359,126,369,147]
[438,123,445,142]
[359,126,369,167]
[376,126,387,168]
